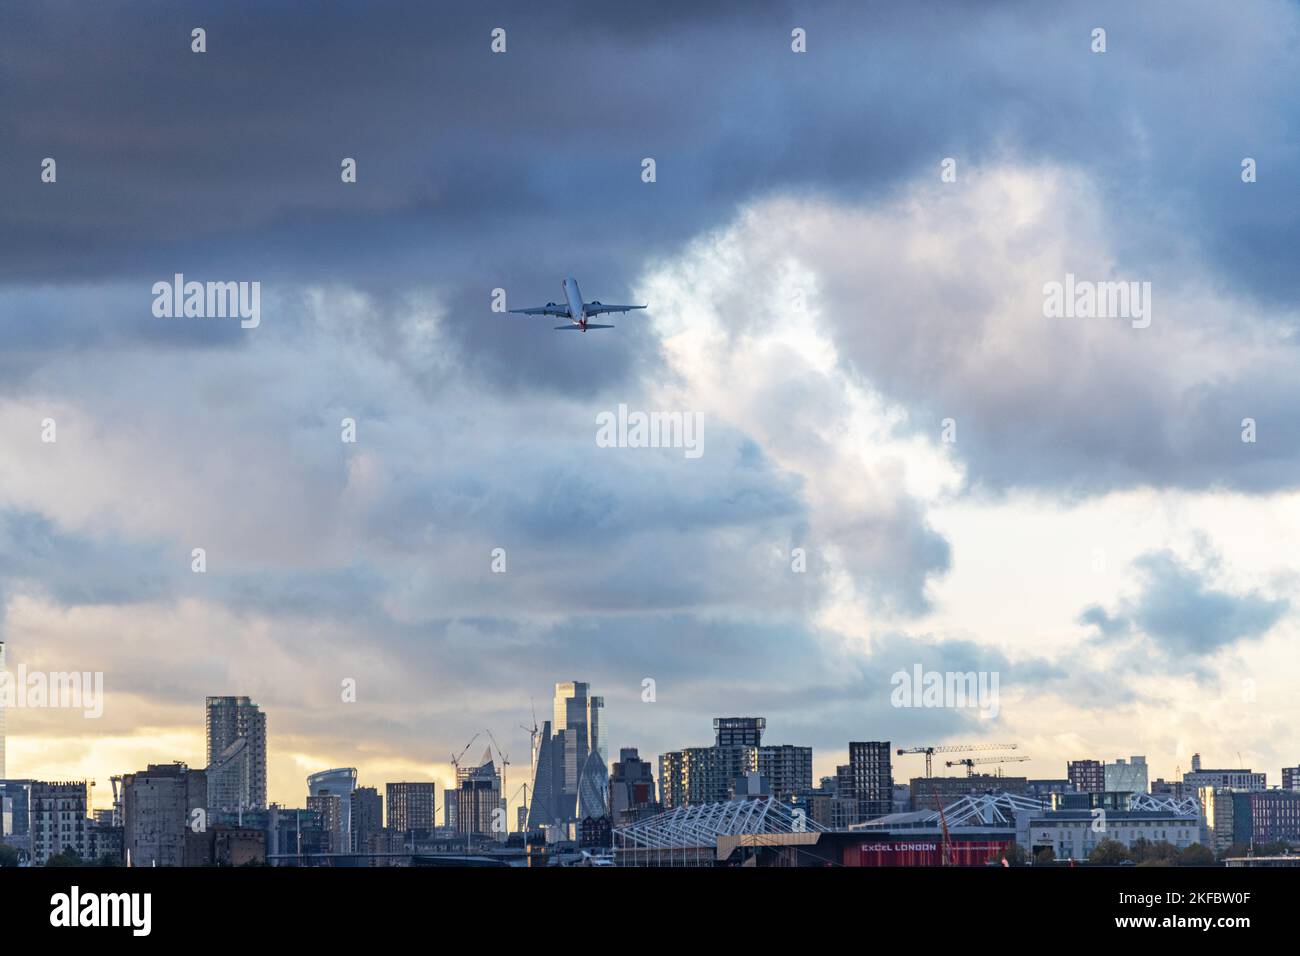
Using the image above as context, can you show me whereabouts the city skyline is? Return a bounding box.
[2,1,1300,833]
[3,667,1297,822]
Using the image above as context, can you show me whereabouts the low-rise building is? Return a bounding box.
[1030,809,1200,860]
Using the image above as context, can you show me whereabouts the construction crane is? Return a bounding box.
[932,788,954,866]
[450,732,482,784]
[484,728,511,838]
[945,755,1031,777]
[897,743,1018,778]
[520,701,541,794]
[509,782,530,832]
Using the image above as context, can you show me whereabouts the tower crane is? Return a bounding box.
[450,732,481,784]
[520,701,541,793]
[484,728,511,838]
[509,782,530,833]
[945,755,1031,777]
[896,743,1018,778]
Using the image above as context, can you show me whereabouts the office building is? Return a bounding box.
[847,741,893,820]
[910,774,1028,811]
[1231,789,1300,846]
[307,768,357,852]
[659,744,758,809]
[350,786,383,850]
[714,717,765,748]
[659,716,810,810]
[266,804,331,859]
[457,749,504,837]
[0,779,32,840]
[122,763,207,867]
[205,696,267,810]
[306,793,343,852]
[609,748,659,824]
[1030,807,1201,859]
[1202,787,1237,854]
[796,785,859,829]
[385,782,435,833]
[1281,766,1299,791]
[1026,779,1071,802]
[1068,759,1104,793]
[1183,759,1265,797]
[30,780,90,864]
[528,681,608,828]
[1104,756,1148,794]
[757,744,813,801]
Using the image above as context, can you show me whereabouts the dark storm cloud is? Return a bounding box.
[5,0,1300,785]
[1079,549,1288,671]
[5,0,1298,398]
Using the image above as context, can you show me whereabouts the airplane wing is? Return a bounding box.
[582,301,647,317]
[508,303,570,317]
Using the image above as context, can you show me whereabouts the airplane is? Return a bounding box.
[508,276,646,331]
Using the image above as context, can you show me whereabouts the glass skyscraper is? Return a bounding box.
[307,767,357,852]
[529,681,608,828]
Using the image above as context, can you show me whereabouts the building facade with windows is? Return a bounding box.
[205,696,267,811]
[30,780,90,864]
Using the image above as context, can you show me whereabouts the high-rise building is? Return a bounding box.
[757,744,813,801]
[659,745,758,808]
[205,696,267,810]
[1104,756,1149,794]
[306,793,343,852]
[1281,766,1299,791]
[714,717,766,748]
[0,779,32,840]
[847,741,893,820]
[1068,759,1105,793]
[385,782,435,833]
[609,748,659,824]
[528,681,608,828]
[307,768,357,852]
[457,749,504,838]
[121,763,207,867]
[30,780,90,864]
[659,717,811,809]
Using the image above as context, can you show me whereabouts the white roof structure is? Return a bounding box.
[855,791,1201,832]
[614,796,826,852]
[855,792,1049,830]
[1127,793,1201,817]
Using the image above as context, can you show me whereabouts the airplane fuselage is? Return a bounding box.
[562,276,586,328]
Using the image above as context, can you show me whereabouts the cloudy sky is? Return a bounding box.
[2,0,1299,814]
